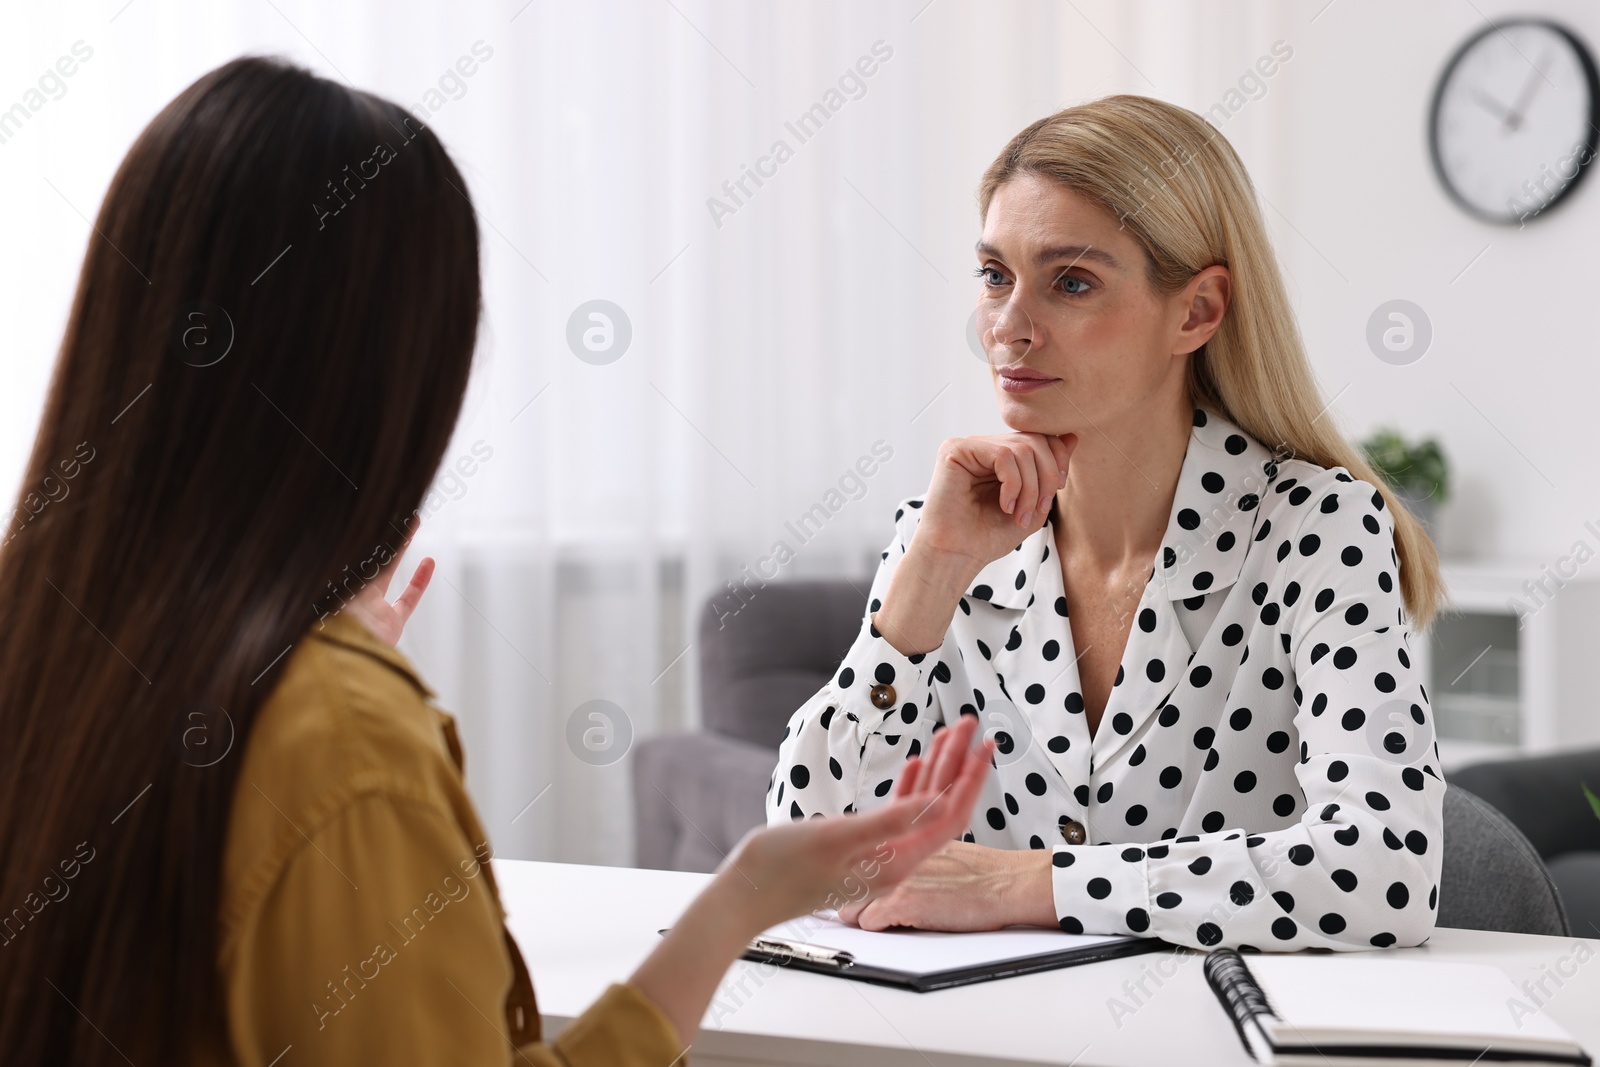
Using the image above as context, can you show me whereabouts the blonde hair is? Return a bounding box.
[978,95,1442,628]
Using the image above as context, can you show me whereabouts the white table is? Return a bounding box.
[497,860,1600,1067]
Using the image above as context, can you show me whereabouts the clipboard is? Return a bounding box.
[666,913,1165,993]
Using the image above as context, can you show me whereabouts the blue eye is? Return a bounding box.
[975,267,1008,286]
[1059,275,1091,295]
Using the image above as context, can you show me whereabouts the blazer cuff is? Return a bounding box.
[547,982,685,1067]
[830,622,932,747]
[1049,842,1154,937]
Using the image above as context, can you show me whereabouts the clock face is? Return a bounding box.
[1430,19,1600,224]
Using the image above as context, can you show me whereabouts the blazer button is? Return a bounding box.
[869,683,897,709]
[1059,817,1086,845]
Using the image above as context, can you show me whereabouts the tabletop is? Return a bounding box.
[496,859,1600,1067]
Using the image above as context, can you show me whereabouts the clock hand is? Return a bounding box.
[1503,48,1554,133]
[1469,87,1515,123]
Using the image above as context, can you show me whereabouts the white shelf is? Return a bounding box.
[1425,559,1600,766]
[1436,738,1522,775]
[1431,692,1519,744]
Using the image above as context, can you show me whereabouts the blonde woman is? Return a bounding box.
[768,95,1446,952]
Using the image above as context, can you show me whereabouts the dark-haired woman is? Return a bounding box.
[0,58,994,1066]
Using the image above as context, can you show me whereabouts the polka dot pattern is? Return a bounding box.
[767,409,1444,952]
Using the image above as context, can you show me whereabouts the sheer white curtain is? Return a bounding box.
[0,0,1289,865]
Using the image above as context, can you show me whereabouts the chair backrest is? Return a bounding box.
[698,578,865,749]
[1449,746,1600,860]
[1439,783,1571,937]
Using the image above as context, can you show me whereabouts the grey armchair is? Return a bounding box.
[632,579,865,872]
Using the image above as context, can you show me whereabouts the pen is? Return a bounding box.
[747,937,856,969]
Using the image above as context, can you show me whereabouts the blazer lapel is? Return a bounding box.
[987,527,1089,787]
[1090,569,1192,769]
[1088,407,1276,769]
[960,407,1277,787]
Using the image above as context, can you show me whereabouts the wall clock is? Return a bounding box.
[1429,18,1599,224]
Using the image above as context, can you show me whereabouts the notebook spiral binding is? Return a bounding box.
[1204,948,1275,1061]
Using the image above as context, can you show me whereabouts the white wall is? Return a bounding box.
[7,0,1588,560]
[1239,0,1599,565]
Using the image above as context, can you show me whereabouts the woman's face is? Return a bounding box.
[974,172,1228,436]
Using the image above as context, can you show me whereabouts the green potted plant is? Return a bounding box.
[1361,429,1449,534]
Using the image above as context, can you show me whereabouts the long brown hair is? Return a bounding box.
[979,95,1443,627]
[0,57,481,1062]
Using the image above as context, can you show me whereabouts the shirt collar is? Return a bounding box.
[963,524,1053,611]
[311,610,436,699]
[1154,407,1278,600]
[962,407,1277,608]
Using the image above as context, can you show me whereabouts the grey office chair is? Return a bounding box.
[1449,747,1600,939]
[1438,783,1571,937]
[635,579,1576,941]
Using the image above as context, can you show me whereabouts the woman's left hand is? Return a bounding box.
[836,839,1057,931]
[345,539,435,646]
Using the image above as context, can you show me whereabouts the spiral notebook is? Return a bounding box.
[1204,949,1592,1066]
[717,912,1162,992]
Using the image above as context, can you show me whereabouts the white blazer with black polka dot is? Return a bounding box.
[767,408,1445,952]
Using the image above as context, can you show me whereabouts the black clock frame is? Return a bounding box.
[1427,17,1600,225]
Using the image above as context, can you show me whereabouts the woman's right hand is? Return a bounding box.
[917,433,1077,564]
[872,433,1075,655]
[720,714,996,931]
[628,716,995,1046]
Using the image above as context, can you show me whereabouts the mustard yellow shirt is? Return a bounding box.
[214,611,685,1066]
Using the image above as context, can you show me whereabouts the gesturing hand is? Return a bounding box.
[631,716,998,1046]
[344,525,434,646]
[720,715,996,930]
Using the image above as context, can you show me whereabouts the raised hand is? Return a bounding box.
[872,432,1076,655]
[343,524,434,646]
[919,432,1077,561]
